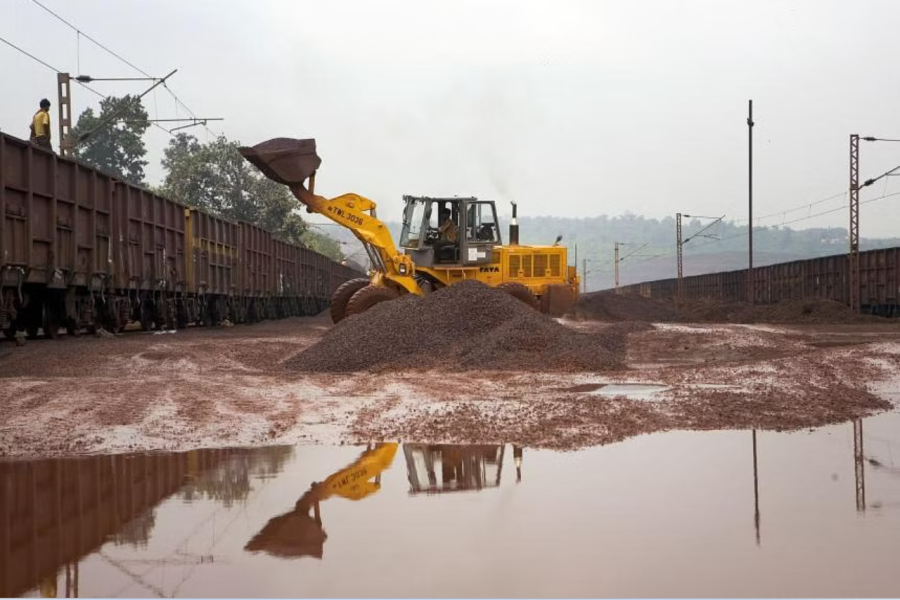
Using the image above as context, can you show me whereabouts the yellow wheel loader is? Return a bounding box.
[239,138,579,324]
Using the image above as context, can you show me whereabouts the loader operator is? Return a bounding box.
[438,207,458,243]
[432,206,458,264]
[29,99,52,150]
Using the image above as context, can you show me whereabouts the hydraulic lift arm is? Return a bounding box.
[239,138,420,295]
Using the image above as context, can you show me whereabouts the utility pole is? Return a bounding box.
[582,258,587,294]
[614,242,620,291]
[849,134,860,313]
[57,69,181,156]
[676,212,683,300]
[747,99,755,304]
[57,72,73,157]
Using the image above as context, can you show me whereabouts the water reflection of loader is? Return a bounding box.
[245,443,524,559]
[404,444,523,494]
[245,443,399,560]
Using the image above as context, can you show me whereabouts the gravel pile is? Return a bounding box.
[286,280,640,373]
[568,292,683,322]
[569,292,886,324]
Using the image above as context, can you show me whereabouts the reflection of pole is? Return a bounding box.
[853,419,866,513]
[752,430,760,546]
[513,445,523,483]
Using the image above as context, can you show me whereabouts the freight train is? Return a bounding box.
[615,248,900,317]
[0,131,362,342]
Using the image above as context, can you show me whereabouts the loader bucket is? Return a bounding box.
[238,137,322,186]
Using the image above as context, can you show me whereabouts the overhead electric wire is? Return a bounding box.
[618,242,649,262]
[26,0,220,137]
[584,188,900,283]
[0,33,59,71]
[684,215,724,244]
[1,33,177,140]
[29,0,153,77]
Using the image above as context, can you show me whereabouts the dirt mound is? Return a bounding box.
[569,292,887,324]
[287,280,642,373]
[568,292,684,322]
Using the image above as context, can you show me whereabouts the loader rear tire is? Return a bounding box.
[497,282,539,310]
[345,285,399,319]
[330,278,370,324]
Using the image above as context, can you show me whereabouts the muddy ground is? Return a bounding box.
[2,311,899,459]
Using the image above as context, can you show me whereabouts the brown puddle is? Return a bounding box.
[4,411,900,598]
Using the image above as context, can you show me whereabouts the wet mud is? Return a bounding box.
[1,314,900,457]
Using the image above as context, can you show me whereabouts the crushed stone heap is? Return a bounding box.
[287,280,646,373]
[569,291,884,324]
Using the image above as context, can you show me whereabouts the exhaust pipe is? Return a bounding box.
[509,201,519,246]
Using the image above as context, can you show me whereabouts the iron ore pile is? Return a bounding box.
[287,280,647,373]
[568,291,885,324]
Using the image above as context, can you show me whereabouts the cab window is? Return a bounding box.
[465,202,499,243]
[399,200,427,248]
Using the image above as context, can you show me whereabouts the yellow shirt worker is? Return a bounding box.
[30,98,52,150]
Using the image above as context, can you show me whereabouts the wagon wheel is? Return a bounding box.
[176,300,188,329]
[42,304,61,339]
[140,301,156,331]
[66,318,82,337]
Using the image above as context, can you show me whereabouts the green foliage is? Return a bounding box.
[300,229,344,261]
[71,95,149,185]
[161,133,317,246]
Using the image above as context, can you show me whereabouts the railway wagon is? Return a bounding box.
[0,132,123,338]
[298,246,320,315]
[272,237,300,318]
[185,208,239,326]
[0,131,362,342]
[616,247,900,316]
[237,220,273,322]
[104,182,188,332]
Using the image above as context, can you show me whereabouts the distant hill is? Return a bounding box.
[317,213,900,292]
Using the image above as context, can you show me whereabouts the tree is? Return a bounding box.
[301,229,344,261]
[71,95,149,185]
[161,133,344,257]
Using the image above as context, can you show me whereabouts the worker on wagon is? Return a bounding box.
[438,207,458,243]
[30,99,52,150]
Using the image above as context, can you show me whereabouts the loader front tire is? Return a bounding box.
[497,282,539,310]
[330,278,370,324]
[345,285,399,319]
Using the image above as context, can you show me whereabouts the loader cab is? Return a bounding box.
[399,195,501,268]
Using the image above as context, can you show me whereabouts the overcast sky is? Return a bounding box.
[3,0,900,236]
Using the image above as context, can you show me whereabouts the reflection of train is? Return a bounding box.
[0,447,294,598]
